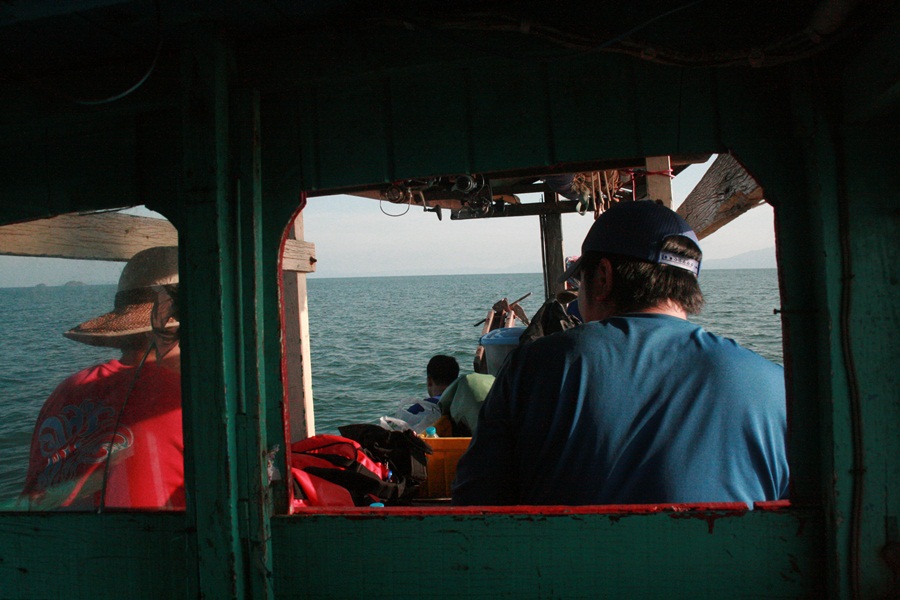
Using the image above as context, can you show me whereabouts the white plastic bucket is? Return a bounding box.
[480,326,526,375]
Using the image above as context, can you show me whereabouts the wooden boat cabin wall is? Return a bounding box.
[0,2,897,599]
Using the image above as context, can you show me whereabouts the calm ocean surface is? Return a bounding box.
[0,269,782,504]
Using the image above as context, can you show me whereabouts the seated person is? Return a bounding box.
[379,355,459,434]
[437,372,495,436]
[21,246,183,511]
[453,201,788,506]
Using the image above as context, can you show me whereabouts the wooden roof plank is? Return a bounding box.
[677,153,766,240]
[0,212,176,261]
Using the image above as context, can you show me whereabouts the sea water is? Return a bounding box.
[0,269,782,503]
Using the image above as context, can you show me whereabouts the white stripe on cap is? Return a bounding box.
[658,251,700,276]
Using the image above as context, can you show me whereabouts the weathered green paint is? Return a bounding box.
[0,513,187,598]
[259,91,310,514]
[827,123,900,599]
[232,88,276,600]
[176,26,246,599]
[271,509,825,599]
[0,5,898,599]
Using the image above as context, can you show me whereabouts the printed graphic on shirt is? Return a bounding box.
[35,397,133,491]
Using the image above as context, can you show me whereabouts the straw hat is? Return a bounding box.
[64,246,179,348]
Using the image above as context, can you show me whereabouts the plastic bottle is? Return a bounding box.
[422,426,439,438]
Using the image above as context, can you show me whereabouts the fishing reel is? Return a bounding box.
[454,174,494,218]
[382,177,438,204]
[380,174,495,220]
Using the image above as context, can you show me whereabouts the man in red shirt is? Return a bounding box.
[21,246,184,511]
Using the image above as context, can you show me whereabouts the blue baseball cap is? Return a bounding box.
[559,201,701,282]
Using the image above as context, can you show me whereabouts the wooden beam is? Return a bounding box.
[646,156,673,208]
[178,25,245,599]
[282,239,317,273]
[451,199,584,220]
[540,192,565,303]
[0,212,177,260]
[231,87,275,600]
[347,189,519,210]
[282,213,316,441]
[677,154,766,240]
[317,156,714,207]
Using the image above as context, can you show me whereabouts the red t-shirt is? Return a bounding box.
[22,359,184,510]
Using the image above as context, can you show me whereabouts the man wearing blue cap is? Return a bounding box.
[453,200,788,507]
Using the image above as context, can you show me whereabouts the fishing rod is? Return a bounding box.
[473,291,532,327]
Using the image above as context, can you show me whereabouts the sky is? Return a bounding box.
[0,155,775,286]
[301,155,775,278]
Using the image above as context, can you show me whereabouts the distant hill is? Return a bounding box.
[703,247,776,270]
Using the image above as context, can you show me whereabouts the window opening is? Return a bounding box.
[280,154,785,513]
[0,207,184,512]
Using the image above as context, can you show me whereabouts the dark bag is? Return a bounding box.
[338,424,432,501]
[518,299,581,346]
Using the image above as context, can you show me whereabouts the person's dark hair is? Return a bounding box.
[427,355,460,386]
[580,236,705,315]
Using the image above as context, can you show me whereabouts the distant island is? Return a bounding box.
[10,280,114,289]
[703,247,776,270]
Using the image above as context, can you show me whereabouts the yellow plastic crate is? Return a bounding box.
[418,437,472,499]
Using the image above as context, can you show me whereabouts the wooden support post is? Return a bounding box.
[231,88,275,600]
[646,155,673,208]
[178,27,247,600]
[283,212,316,441]
[540,191,565,303]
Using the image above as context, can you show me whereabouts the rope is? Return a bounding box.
[97,343,153,513]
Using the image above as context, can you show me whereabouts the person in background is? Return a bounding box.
[453,201,788,507]
[437,372,495,436]
[21,246,184,511]
[380,355,460,434]
[425,355,460,404]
